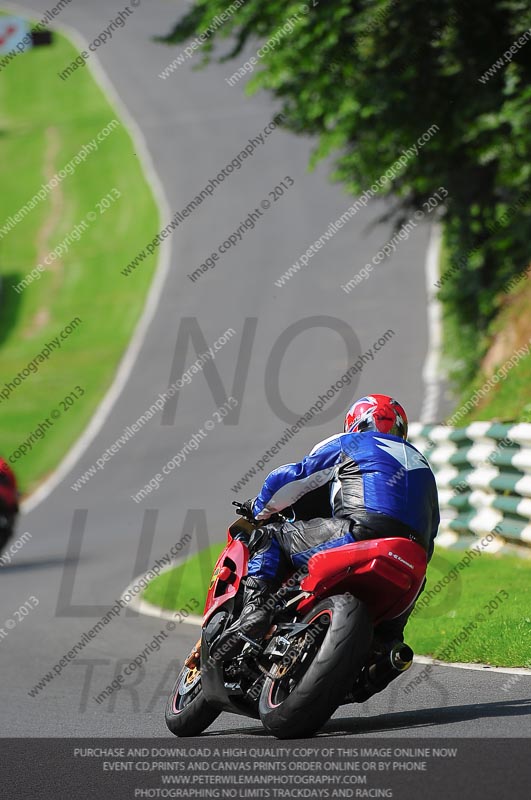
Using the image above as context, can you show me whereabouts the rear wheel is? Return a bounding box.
[165,658,220,737]
[259,595,372,739]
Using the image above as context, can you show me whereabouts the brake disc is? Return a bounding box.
[259,633,309,680]
[178,665,201,695]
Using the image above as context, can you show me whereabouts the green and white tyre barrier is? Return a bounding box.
[409,421,531,549]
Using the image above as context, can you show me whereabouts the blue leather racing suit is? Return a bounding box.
[247,431,440,599]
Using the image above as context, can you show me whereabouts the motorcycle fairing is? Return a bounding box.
[202,523,250,624]
[297,537,427,623]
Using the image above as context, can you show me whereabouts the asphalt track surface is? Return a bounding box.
[2,0,530,744]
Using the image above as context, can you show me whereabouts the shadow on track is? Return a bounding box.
[0,555,80,573]
[320,697,531,736]
[201,697,531,739]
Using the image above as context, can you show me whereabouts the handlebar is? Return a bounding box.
[231,500,296,526]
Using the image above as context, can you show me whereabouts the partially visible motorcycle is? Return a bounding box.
[0,459,18,556]
[0,511,14,554]
[165,496,426,739]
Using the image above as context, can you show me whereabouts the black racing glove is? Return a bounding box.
[232,499,256,522]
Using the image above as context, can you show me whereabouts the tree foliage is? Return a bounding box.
[162,0,531,384]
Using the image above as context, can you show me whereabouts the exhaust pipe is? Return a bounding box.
[390,642,414,672]
[348,643,414,703]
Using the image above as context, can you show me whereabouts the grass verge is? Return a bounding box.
[143,544,531,667]
[440,232,531,424]
[0,16,159,493]
[142,543,222,614]
[450,276,531,424]
[407,547,530,667]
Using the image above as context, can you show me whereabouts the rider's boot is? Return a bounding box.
[213,577,277,660]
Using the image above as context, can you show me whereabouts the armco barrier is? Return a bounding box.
[408,421,531,547]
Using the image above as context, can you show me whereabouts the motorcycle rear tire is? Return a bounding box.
[259,594,372,739]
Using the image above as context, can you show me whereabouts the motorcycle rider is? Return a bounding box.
[220,395,439,673]
[0,458,19,553]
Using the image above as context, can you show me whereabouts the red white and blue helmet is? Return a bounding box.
[344,394,408,440]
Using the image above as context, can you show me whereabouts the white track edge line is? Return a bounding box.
[6,4,173,515]
[419,222,443,424]
[414,654,531,676]
[122,563,203,628]
[126,563,531,674]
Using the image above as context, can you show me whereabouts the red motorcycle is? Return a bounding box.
[165,503,426,739]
